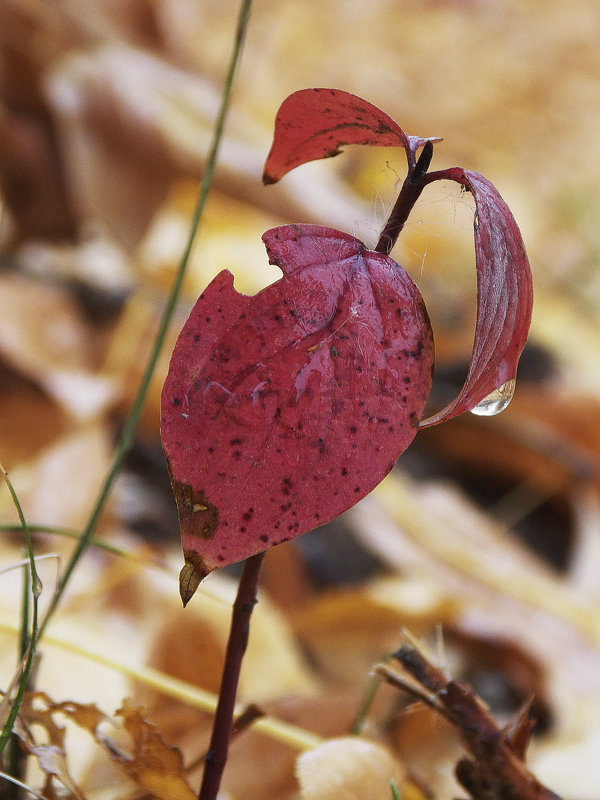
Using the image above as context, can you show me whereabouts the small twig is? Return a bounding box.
[379,640,563,800]
[198,551,265,800]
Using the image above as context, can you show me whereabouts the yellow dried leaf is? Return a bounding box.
[104,699,196,800]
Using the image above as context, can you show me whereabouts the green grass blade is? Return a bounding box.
[0,467,40,754]
[39,0,254,633]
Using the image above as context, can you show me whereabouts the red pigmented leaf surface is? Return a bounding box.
[263,88,435,184]
[263,89,532,427]
[161,224,433,599]
[420,169,533,426]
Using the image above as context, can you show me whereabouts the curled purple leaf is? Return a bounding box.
[419,169,533,426]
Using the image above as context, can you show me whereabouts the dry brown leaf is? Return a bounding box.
[16,691,196,800]
[296,737,405,800]
[291,576,453,684]
[0,273,116,421]
[109,699,196,800]
[13,691,96,800]
[0,423,114,529]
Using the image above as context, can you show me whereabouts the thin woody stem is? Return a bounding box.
[198,551,266,800]
[375,140,434,255]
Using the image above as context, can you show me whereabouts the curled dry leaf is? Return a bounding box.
[12,691,102,800]
[296,736,405,800]
[15,692,196,800]
[109,699,196,800]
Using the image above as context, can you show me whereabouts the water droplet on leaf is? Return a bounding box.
[470,379,516,416]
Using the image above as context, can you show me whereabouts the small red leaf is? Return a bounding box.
[161,224,433,598]
[263,88,434,184]
[419,169,533,427]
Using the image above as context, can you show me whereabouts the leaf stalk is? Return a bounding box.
[375,140,434,255]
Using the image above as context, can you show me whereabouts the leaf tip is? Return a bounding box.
[262,171,278,186]
[179,557,209,606]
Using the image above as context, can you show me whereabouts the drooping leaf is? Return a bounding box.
[263,88,437,184]
[419,169,533,426]
[161,224,434,601]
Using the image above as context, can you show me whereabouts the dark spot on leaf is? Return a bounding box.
[330,346,338,358]
[260,534,269,542]
[208,447,215,454]
[205,317,211,323]
[230,438,243,445]
[404,376,411,384]
[410,412,420,428]
[349,426,357,434]
[354,486,361,493]
[233,450,242,460]
[194,334,201,343]
[171,397,181,406]
[240,526,246,533]
[341,467,348,476]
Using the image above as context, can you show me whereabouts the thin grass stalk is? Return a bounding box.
[0,469,41,754]
[39,0,254,634]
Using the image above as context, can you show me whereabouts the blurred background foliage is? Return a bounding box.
[0,1,599,798]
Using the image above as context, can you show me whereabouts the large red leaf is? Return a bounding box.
[161,224,434,601]
[263,88,436,184]
[419,169,533,426]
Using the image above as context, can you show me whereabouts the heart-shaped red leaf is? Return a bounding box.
[263,88,434,184]
[419,169,533,426]
[161,224,433,601]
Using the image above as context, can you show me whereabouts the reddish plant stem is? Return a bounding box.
[198,551,266,800]
[375,140,434,255]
